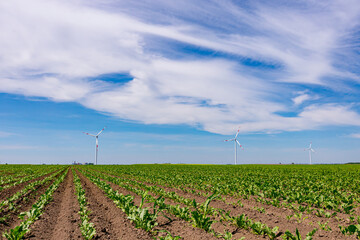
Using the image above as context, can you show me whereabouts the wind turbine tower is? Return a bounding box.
[83,127,106,165]
[224,127,244,164]
[305,142,315,164]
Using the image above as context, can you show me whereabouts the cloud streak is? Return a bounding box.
[0,145,37,150]
[0,131,15,138]
[349,133,360,139]
[1,0,360,134]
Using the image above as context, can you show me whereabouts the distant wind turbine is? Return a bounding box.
[304,142,315,164]
[83,127,106,165]
[224,127,244,165]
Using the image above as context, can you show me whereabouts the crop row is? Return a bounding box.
[0,168,65,223]
[2,169,68,239]
[0,172,27,186]
[0,167,58,192]
[72,169,96,240]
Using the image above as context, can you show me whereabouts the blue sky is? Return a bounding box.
[1,0,360,164]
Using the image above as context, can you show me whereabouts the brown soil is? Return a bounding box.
[25,169,82,240]
[0,170,65,237]
[76,170,154,240]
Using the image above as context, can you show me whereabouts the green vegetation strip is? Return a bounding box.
[72,169,96,240]
[0,173,27,186]
[0,167,57,191]
[92,165,360,215]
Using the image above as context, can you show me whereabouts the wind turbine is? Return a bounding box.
[224,127,244,165]
[304,142,315,165]
[83,127,106,165]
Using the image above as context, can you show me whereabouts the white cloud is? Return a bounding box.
[0,77,95,102]
[349,133,360,138]
[0,145,37,150]
[292,91,318,106]
[0,0,360,135]
[292,94,311,105]
[0,131,14,138]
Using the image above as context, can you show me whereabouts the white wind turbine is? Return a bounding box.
[83,127,106,165]
[304,142,315,165]
[224,127,244,165]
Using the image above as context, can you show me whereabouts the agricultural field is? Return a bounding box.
[0,164,359,239]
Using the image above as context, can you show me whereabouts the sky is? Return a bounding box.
[1,0,360,165]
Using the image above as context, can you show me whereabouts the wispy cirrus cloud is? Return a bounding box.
[1,0,360,134]
[0,145,37,150]
[0,131,15,138]
[292,91,319,106]
[349,133,360,138]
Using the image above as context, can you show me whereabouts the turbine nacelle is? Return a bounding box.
[83,126,106,138]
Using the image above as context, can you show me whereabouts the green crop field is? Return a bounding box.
[0,164,359,239]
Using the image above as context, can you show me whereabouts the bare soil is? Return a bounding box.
[25,169,82,240]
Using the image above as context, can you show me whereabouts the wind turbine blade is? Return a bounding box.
[236,140,244,149]
[97,126,106,136]
[311,149,315,153]
[235,127,240,138]
[224,139,235,142]
[83,132,96,137]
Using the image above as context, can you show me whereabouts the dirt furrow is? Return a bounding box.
[25,168,82,240]
[76,170,153,240]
